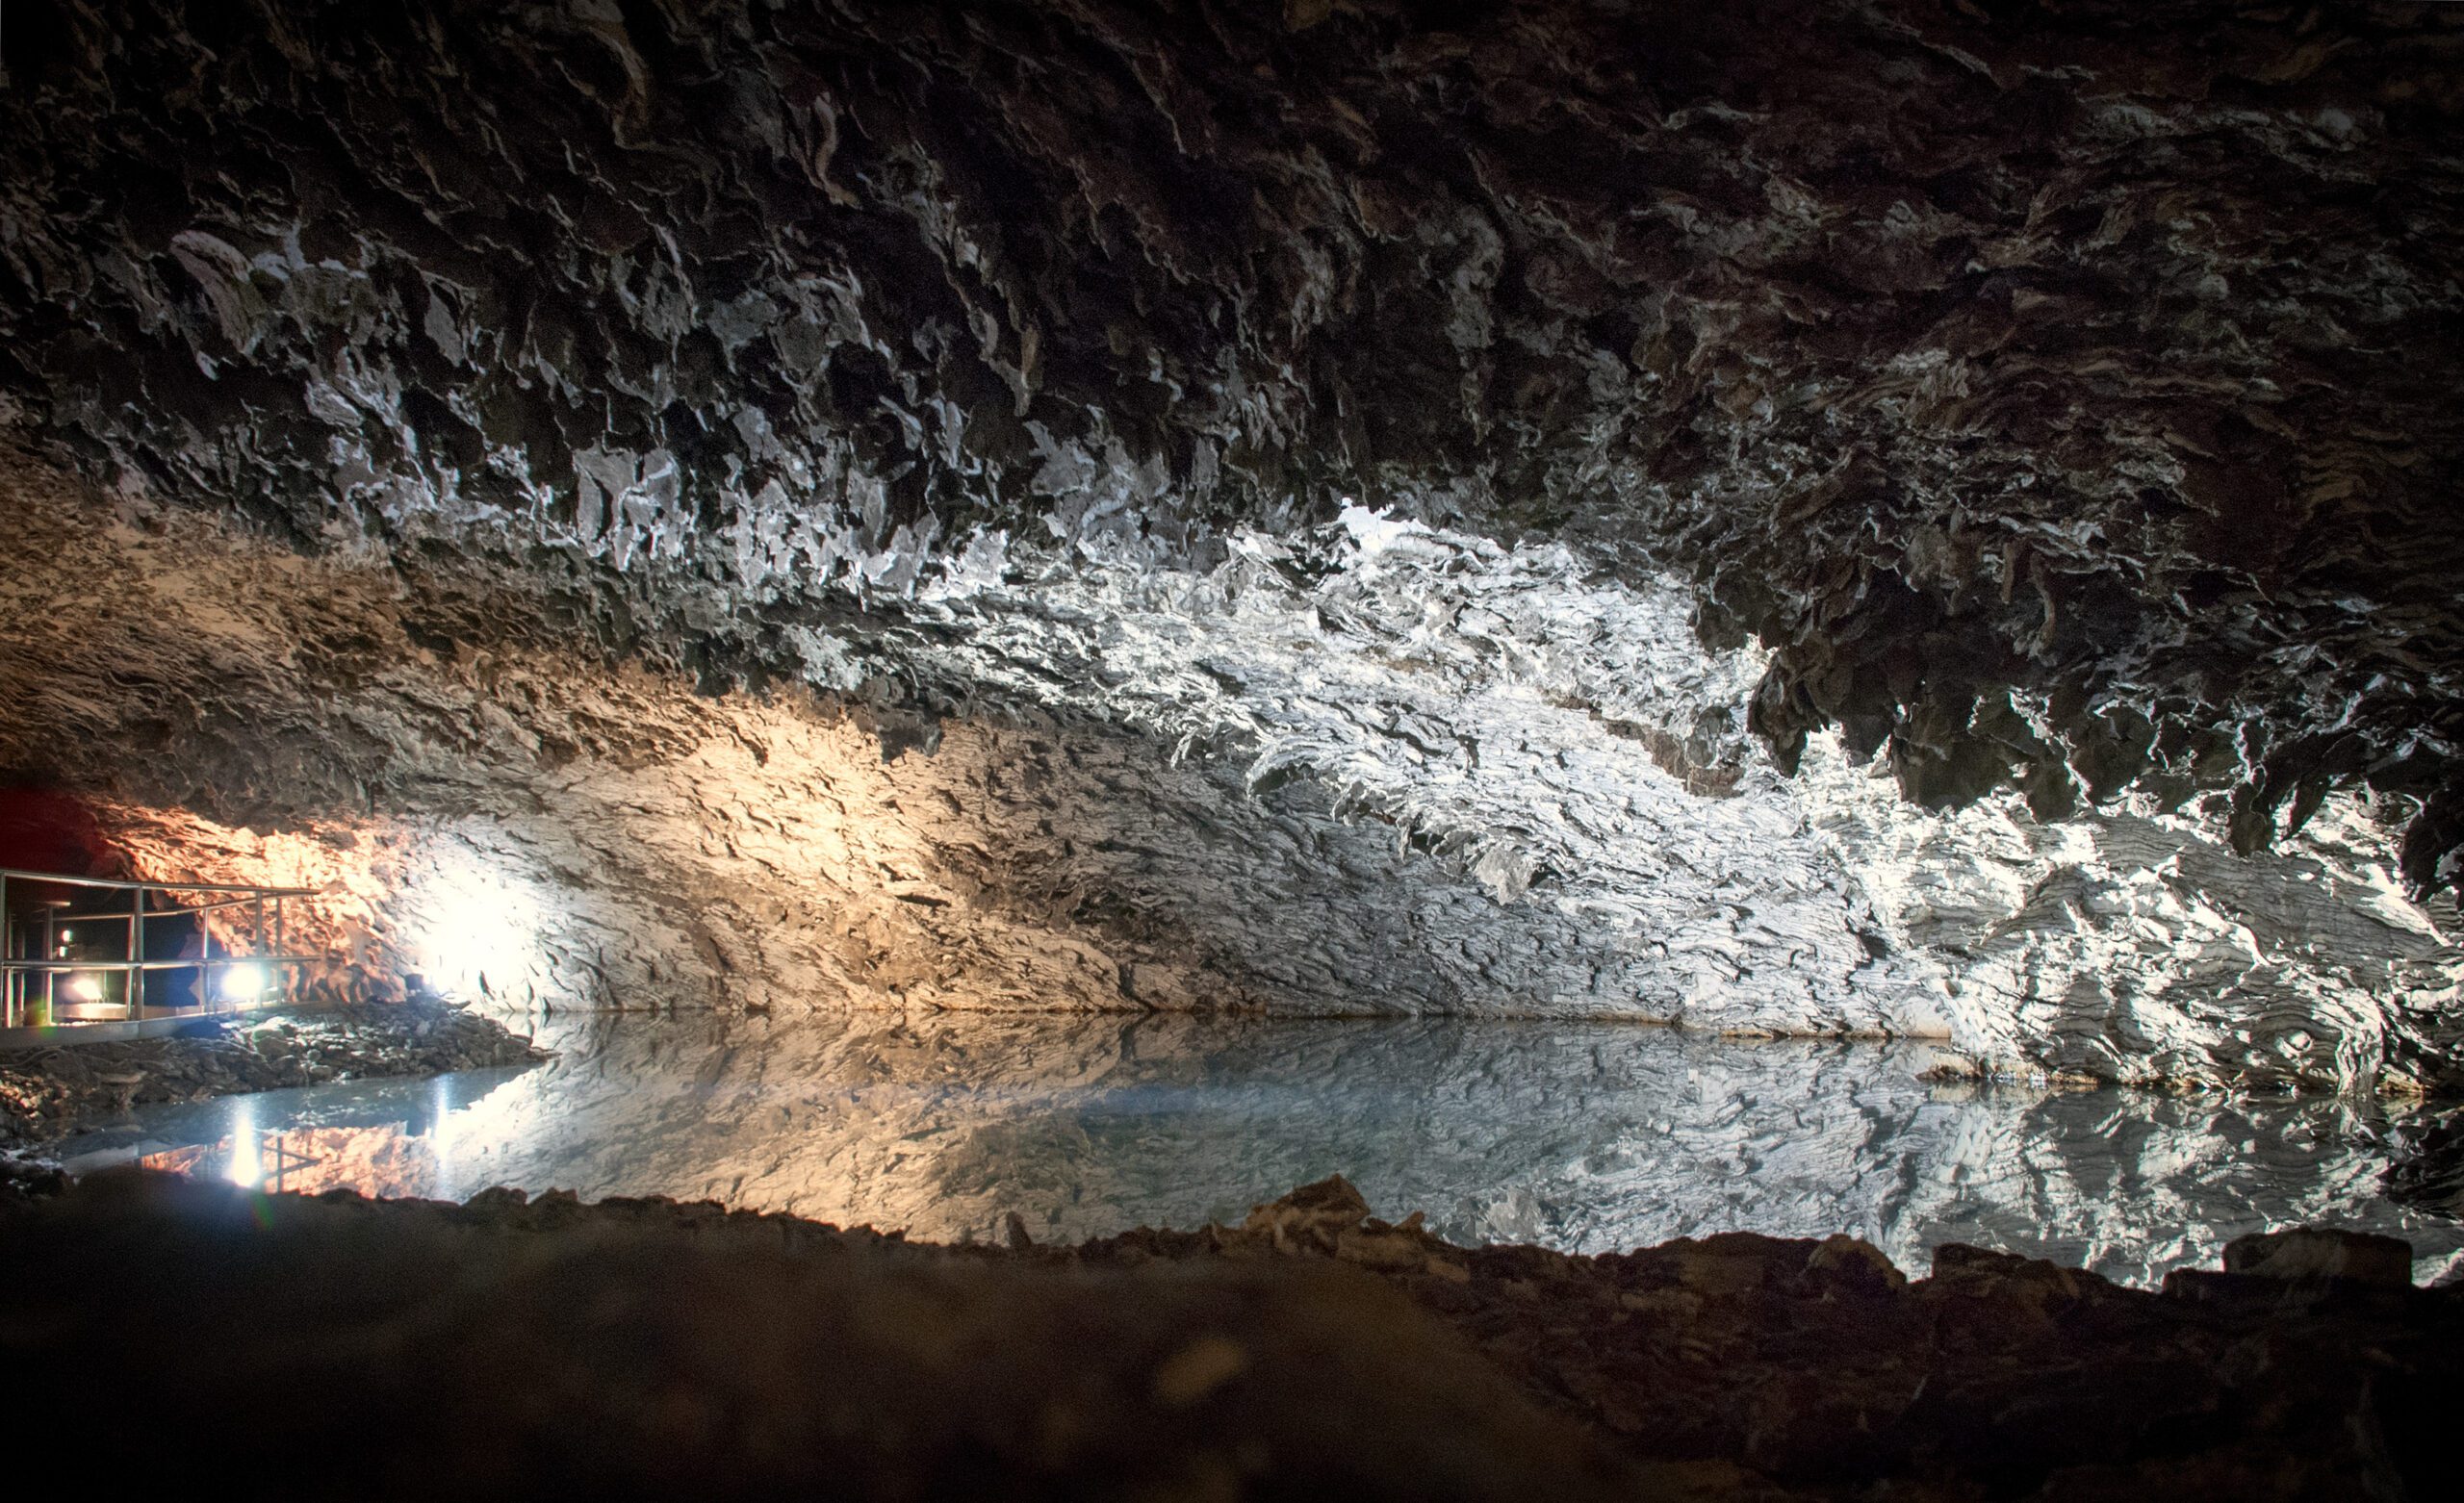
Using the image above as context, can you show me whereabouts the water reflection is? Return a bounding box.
[50,1011,2464,1286]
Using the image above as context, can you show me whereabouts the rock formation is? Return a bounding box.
[2,2,2459,1087]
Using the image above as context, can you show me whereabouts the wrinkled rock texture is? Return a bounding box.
[8,454,2459,1088]
[6,1170,2460,1500]
[3,3,2461,1086]
[5,0,2459,860]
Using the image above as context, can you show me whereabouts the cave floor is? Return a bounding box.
[3,1166,2455,1501]
[42,1008,2464,1288]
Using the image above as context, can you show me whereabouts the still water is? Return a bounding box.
[49,1010,2464,1286]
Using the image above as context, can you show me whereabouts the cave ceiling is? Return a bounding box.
[2,1,2461,1088]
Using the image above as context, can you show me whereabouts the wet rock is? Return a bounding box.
[0,1152,70,1208]
[1242,1171,1374,1252]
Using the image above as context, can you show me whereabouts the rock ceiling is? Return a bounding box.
[2,1,2460,1089]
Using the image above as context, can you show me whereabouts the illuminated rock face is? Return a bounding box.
[1,4,2459,1087]
[5,459,2456,1090]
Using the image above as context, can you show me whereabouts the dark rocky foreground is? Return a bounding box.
[0,999,545,1146]
[1,1171,2451,1500]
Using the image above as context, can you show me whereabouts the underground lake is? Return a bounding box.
[50,1010,2464,1289]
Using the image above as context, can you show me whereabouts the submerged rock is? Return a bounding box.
[2221,1227,2415,1287]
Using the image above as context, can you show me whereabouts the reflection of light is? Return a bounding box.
[226,1099,261,1187]
[430,1077,455,1199]
[66,974,104,1003]
[218,962,268,1002]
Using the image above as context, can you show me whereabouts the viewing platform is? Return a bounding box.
[1,868,321,1048]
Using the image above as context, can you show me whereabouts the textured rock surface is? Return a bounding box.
[7,452,2459,1089]
[3,3,2461,1086]
[7,1169,2462,1499]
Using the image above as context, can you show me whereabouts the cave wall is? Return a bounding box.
[5,453,2455,1090]
[3,2,2461,1089]
[4,0,2458,878]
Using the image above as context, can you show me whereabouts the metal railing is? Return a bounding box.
[1,867,321,1032]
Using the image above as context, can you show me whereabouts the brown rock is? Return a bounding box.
[2220,1227,2413,1287]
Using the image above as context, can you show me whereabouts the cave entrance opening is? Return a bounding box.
[0,868,321,1045]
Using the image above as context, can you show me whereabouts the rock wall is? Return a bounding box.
[2,3,2460,1088]
[4,453,2456,1089]
[4,0,2458,877]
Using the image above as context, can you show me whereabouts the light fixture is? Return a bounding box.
[66,974,105,1003]
[218,962,268,1002]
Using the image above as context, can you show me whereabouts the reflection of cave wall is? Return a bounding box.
[5,454,2458,1091]
[94,1008,2464,1286]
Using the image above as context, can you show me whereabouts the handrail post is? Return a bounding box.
[0,872,321,1034]
[129,883,144,1022]
[42,904,58,1023]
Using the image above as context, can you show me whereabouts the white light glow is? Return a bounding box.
[218,962,268,1002]
[225,1099,261,1187]
[411,851,549,999]
[65,973,104,1003]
